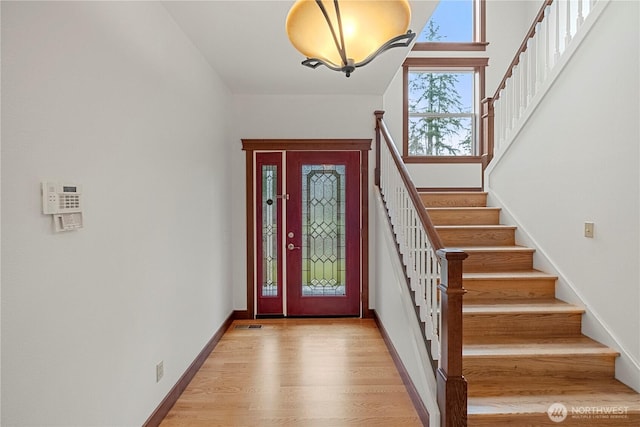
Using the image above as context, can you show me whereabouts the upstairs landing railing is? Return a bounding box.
[483,0,603,163]
[375,111,467,427]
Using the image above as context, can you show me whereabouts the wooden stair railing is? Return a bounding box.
[482,0,602,167]
[375,110,468,427]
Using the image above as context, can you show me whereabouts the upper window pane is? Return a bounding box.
[417,0,473,43]
[409,71,473,114]
[408,71,474,156]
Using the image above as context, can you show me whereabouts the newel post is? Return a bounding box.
[436,249,468,427]
[481,98,494,171]
[374,110,385,187]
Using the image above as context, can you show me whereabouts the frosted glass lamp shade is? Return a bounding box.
[286,0,414,77]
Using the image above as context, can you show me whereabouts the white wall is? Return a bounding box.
[230,94,382,310]
[1,2,234,425]
[373,193,440,427]
[486,0,640,390]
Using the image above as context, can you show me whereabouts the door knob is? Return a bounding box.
[287,243,301,250]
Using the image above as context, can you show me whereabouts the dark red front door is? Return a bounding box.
[255,151,361,316]
[285,151,361,316]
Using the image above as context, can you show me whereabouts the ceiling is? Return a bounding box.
[163,1,437,96]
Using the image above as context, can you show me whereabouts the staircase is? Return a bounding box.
[422,191,640,426]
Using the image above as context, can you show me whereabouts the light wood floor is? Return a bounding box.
[160,318,424,427]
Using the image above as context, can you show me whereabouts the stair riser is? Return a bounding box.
[420,193,487,207]
[463,251,534,272]
[464,313,583,339]
[464,279,556,301]
[428,209,500,225]
[464,355,616,382]
[438,228,515,247]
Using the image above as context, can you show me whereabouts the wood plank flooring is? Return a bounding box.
[160,319,423,427]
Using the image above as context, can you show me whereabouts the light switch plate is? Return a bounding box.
[584,222,594,238]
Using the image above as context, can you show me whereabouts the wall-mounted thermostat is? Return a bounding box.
[42,182,84,232]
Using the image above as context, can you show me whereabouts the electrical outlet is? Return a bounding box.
[584,222,595,238]
[156,361,164,383]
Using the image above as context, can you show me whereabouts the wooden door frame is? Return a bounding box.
[241,139,372,319]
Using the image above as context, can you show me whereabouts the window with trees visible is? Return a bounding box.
[408,69,474,156]
[403,58,487,160]
[402,0,487,160]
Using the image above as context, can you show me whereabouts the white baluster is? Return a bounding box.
[416,230,424,306]
[565,0,573,47]
[512,65,518,123]
[433,261,441,360]
[503,80,511,135]
[543,6,550,80]
[554,0,561,63]
[496,97,503,149]
[539,9,547,84]
[410,211,417,292]
[577,0,584,27]
[520,52,527,115]
[530,31,538,98]
[424,248,433,340]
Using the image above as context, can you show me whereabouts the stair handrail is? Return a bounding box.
[493,0,554,103]
[375,111,468,427]
[375,112,445,251]
[482,0,600,164]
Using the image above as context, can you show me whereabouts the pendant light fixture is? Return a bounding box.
[286,0,415,77]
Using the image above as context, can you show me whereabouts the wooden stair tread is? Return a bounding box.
[468,378,640,426]
[468,379,640,412]
[469,377,640,397]
[463,270,557,281]
[419,191,487,196]
[463,299,585,314]
[456,246,535,252]
[469,397,640,416]
[419,191,488,207]
[464,336,619,358]
[437,225,516,230]
[426,207,499,211]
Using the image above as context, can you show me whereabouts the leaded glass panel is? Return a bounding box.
[301,164,346,296]
[261,165,278,297]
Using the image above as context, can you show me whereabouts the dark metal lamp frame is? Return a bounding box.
[302,0,415,77]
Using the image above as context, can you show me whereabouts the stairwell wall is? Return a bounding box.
[485,0,640,391]
[373,192,440,427]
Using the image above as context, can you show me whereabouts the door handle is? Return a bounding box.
[287,243,301,251]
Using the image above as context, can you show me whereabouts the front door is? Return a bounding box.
[255,150,361,316]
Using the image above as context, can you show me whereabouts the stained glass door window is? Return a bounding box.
[262,165,278,297]
[256,153,283,315]
[301,165,346,296]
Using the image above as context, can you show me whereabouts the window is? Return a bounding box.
[403,58,488,160]
[408,70,474,156]
[413,0,486,51]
